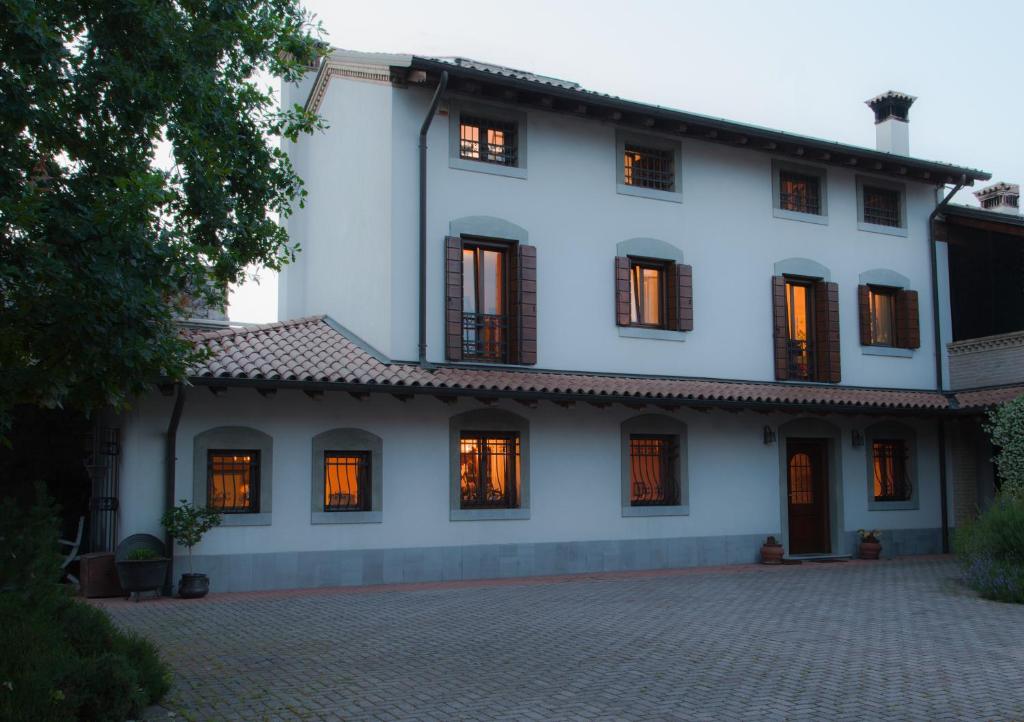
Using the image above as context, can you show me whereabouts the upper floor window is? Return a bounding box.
[629,435,680,506]
[459,115,519,167]
[323,451,371,512]
[779,170,821,215]
[873,439,911,502]
[629,258,668,327]
[862,186,901,227]
[461,241,509,362]
[623,144,675,192]
[208,450,260,514]
[784,279,815,381]
[459,432,520,509]
[867,286,896,346]
[771,265,840,383]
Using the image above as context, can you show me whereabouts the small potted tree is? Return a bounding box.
[857,529,882,560]
[161,499,222,599]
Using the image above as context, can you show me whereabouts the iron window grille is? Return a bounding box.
[629,258,668,327]
[779,171,822,215]
[623,144,675,191]
[629,435,680,506]
[873,440,912,501]
[459,432,520,509]
[785,279,816,381]
[788,451,815,505]
[868,286,897,346]
[863,186,901,227]
[324,451,371,512]
[207,450,260,513]
[461,241,510,363]
[459,115,519,167]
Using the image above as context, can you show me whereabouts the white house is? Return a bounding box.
[112,50,1022,593]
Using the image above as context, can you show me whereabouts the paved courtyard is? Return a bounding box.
[101,557,1024,721]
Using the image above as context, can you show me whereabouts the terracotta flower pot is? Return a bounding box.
[761,537,784,564]
[859,541,882,560]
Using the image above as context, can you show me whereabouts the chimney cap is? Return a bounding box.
[865,90,917,124]
[974,182,1020,213]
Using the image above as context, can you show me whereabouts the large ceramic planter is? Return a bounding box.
[859,541,882,560]
[178,573,210,599]
[115,558,168,600]
[761,537,784,564]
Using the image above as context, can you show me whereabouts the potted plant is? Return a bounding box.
[115,548,169,601]
[760,535,784,564]
[857,529,882,560]
[161,499,222,599]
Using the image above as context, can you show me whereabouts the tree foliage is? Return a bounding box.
[985,395,1024,500]
[0,0,325,431]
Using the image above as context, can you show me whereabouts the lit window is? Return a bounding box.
[324,451,370,512]
[460,432,519,509]
[785,279,815,381]
[873,440,911,501]
[462,242,509,362]
[629,259,667,327]
[459,115,518,166]
[629,435,679,506]
[779,171,821,215]
[863,186,901,227]
[868,287,896,346]
[207,450,259,513]
[788,452,814,504]
[623,144,675,191]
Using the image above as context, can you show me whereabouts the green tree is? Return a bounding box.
[986,395,1024,500]
[0,0,325,431]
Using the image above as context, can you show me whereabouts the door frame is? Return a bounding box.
[777,418,845,556]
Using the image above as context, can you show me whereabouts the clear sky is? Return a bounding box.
[229,0,1023,323]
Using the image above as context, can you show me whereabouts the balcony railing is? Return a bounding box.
[787,338,815,381]
[462,312,508,362]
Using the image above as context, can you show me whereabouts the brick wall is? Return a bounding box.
[950,421,979,527]
[948,330,1024,390]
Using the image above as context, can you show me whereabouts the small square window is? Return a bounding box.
[863,186,902,227]
[868,286,897,346]
[779,170,822,215]
[623,144,675,192]
[459,115,518,167]
[207,450,260,514]
[873,440,911,502]
[324,451,371,512]
[459,432,520,509]
[629,435,680,506]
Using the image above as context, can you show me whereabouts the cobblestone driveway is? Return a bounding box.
[100,557,1024,721]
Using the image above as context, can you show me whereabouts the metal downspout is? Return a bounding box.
[163,384,186,594]
[929,180,963,554]
[418,71,449,366]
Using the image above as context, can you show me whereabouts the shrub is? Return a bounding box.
[126,548,161,561]
[161,499,221,574]
[954,495,1024,604]
[985,396,1024,500]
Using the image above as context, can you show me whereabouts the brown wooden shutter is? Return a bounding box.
[444,236,463,361]
[615,257,631,326]
[674,263,693,332]
[896,289,920,349]
[857,284,872,346]
[814,281,841,383]
[771,276,789,381]
[511,244,537,365]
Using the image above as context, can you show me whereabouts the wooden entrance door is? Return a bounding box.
[786,439,830,554]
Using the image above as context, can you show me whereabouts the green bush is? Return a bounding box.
[126,548,160,561]
[985,396,1024,500]
[0,490,171,721]
[954,495,1024,603]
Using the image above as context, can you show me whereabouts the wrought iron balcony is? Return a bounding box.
[786,338,815,381]
[462,312,508,362]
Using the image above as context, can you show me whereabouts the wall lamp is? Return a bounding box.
[851,430,864,447]
[763,426,776,445]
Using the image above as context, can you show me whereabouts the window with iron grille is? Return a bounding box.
[459,432,519,509]
[461,241,510,362]
[872,439,911,501]
[629,435,680,506]
[629,258,668,327]
[459,115,518,167]
[623,144,675,191]
[323,451,371,512]
[207,450,260,513]
[779,170,822,215]
[868,286,897,346]
[863,186,901,227]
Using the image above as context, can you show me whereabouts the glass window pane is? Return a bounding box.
[642,268,661,325]
[481,249,504,314]
[462,249,476,314]
[786,284,809,340]
[629,265,642,323]
[459,122,479,159]
[324,452,367,511]
[870,289,894,345]
[209,451,256,513]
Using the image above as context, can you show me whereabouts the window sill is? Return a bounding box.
[449,157,527,180]
[772,207,828,225]
[450,508,530,522]
[622,505,690,518]
[866,500,918,511]
[219,513,272,527]
[311,511,382,525]
[861,346,914,358]
[616,183,682,204]
[857,221,908,237]
[618,326,687,342]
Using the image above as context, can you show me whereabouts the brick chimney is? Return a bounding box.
[974,182,1020,215]
[865,91,916,156]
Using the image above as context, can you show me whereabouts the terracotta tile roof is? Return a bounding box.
[953,385,1024,410]
[182,316,965,413]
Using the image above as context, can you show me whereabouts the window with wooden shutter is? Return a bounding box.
[616,257,692,332]
[895,289,920,349]
[445,236,464,361]
[857,285,872,346]
[615,257,631,326]
[510,244,537,365]
[858,284,919,350]
[675,264,693,332]
[774,276,840,383]
[771,276,790,381]
[814,281,841,383]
